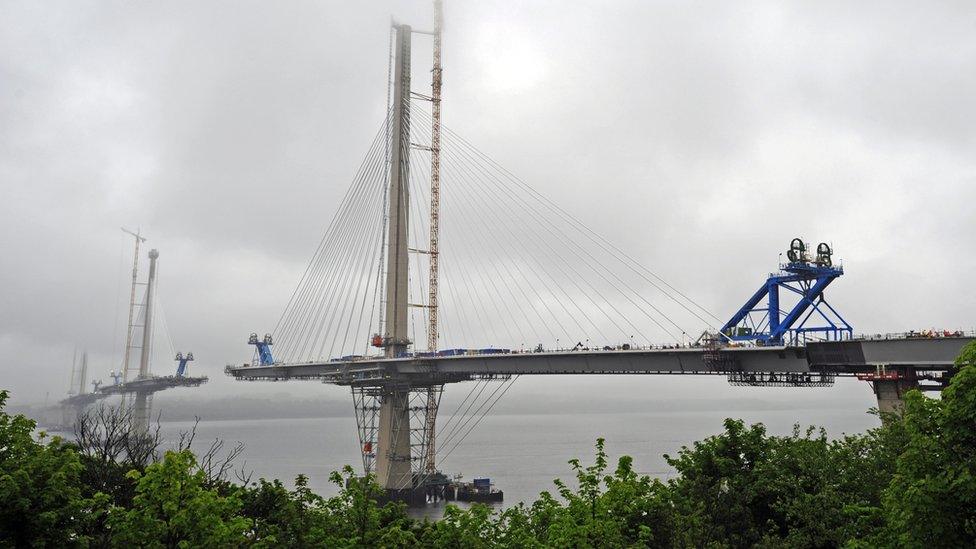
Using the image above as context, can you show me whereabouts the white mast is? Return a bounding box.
[120,227,146,382]
[423,0,444,476]
[427,0,443,352]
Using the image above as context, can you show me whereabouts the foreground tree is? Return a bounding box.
[107,450,250,547]
[74,403,163,508]
[872,340,976,547]
[663,418,894,548]
[238,466,418,547]
[0,390,90,547]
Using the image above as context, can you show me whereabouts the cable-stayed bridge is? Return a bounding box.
[226,14,972,502]
[61,235,207,431]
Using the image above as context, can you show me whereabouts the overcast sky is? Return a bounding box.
[2,0,974,407]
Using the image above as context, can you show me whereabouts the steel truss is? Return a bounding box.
[352,383,443,483]
[410,385,442,479]
[351,386,382,474]
[727,370,835,387]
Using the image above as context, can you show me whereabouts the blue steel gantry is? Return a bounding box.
[720,238,853,346]
[248,333,275,366]
[175,352,194,377]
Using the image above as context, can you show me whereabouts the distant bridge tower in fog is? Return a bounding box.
[60,237,207,431]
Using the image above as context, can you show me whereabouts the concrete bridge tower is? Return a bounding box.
[132,248,159,432]
[375,22,415,495]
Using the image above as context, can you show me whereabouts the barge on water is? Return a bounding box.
[446,477,504,504]
[352,474,504,506]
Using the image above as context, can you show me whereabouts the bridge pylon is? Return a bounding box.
[132,248,159,433]
[132,391,150,432]
[369,22,430,498]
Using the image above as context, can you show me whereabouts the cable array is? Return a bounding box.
[272,111,393,363]
[407,104,721,352]
[270,97,723,363]
[263,95,733,474]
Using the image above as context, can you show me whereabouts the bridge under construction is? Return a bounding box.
[60,230,207,431]
[226,2,972,503]
[229,330,970,502]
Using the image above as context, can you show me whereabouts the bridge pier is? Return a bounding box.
[61,403,81,429]
[375,388,414,495]
[872,378,918,416]
[132,391,150,433]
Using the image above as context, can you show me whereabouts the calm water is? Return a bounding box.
[152,403,879,515]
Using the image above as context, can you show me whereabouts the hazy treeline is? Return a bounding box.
[2,341,974,547]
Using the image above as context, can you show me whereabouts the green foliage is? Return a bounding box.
[663,419,898,548]
[238,466,417,547]
[289,466,414,547]
[0,390,90,547]
[2,340,976,546]
[954,339,976,370]
[874,341,976,547]
[107,450,250,548]
[239,477,299,545]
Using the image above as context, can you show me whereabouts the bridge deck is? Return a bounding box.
[225,336,973,385]
[60,375,209,407]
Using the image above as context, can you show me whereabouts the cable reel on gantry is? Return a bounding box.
[815,242,832,267]
[786,238,806,263]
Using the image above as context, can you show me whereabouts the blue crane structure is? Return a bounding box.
[720,238,852,346]
[175,352,194,377]
[248,333,275,366]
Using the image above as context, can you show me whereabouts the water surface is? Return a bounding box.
[153,404,878,515]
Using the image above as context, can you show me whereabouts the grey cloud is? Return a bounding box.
[1,0,974,404]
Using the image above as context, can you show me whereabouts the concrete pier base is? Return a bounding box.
[872,378,919,416]
[375,389,412,491]
[381,487,429,506]
[132,392,149,433]
[60,404,79,429]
